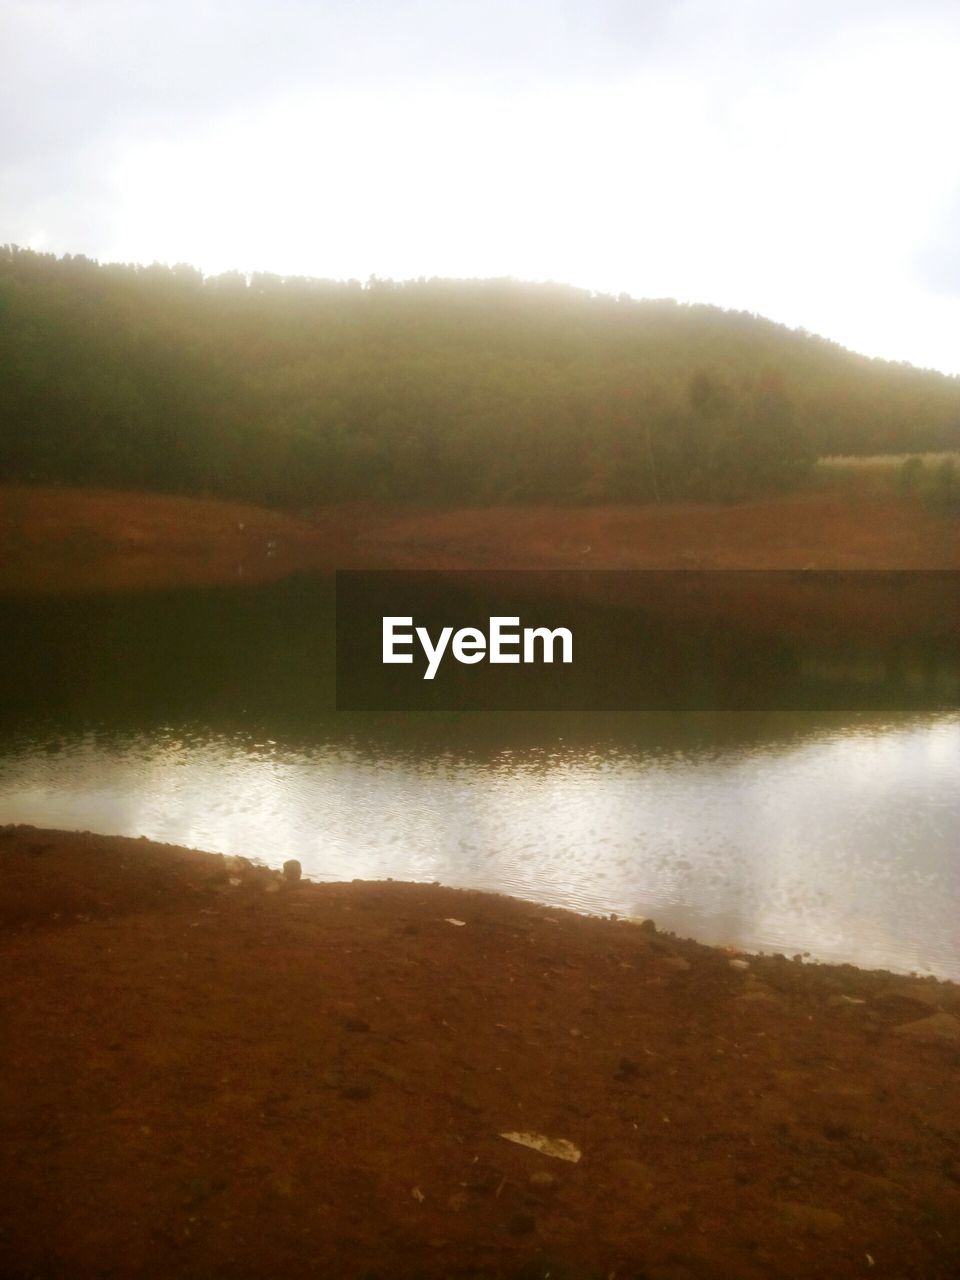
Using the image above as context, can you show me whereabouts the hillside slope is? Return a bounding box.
[2,247,959,508]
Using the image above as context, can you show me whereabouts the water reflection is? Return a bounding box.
[1,713,957,977]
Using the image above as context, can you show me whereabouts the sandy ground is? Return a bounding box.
[2,486,959,594]
[2,826,959,1279]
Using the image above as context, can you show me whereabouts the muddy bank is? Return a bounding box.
[0,486,371,593]
[2,486,959,596]
[2,825,959,1278]
[354,492,960,572]
[4,486,958,658]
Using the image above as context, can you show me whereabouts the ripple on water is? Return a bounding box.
[0,714,957,977]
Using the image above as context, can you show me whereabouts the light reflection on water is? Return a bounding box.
[1,713,957,978]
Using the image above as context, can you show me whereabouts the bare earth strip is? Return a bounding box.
[1,485,959,594]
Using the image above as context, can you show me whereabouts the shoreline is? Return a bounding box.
[3,484,959,596]
[3,803,956,983]
[3,824,959,1277]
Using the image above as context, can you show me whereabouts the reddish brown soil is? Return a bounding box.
[354,492,960,571]
[0,486,367,593]
[3,826,959,1279]
[2,486,958,595]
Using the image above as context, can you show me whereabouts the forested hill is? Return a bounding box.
[2,246,958,507]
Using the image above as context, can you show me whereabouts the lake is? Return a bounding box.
[1,574,957,977]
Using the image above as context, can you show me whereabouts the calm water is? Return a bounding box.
[1,575,957,977]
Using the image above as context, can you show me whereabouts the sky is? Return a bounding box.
[2,0,959,374]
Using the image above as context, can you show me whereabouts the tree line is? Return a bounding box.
[2,246,958,508]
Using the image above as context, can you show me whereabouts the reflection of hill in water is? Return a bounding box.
[0,572,956,757]
[799,656,959,701]
[337,571,959,714]
[494,567,960,644]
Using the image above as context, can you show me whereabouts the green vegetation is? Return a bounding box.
[815,452,960,510]
[2,246,958,507]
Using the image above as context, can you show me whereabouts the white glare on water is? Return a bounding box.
[1,715,957,978]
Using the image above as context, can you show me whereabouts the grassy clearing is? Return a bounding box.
[817,451,960,472]
[812,451,960,507]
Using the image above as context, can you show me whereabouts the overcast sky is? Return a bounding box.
[2,0,958,373]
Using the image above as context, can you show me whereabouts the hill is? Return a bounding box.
[2,246,959,507]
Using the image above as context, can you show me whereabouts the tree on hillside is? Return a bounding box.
[1,245,958,507]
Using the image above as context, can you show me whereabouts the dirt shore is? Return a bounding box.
[2,825,959,1279]
[2,485,958,594]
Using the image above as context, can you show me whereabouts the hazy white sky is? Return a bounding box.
[2,0,959,372]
